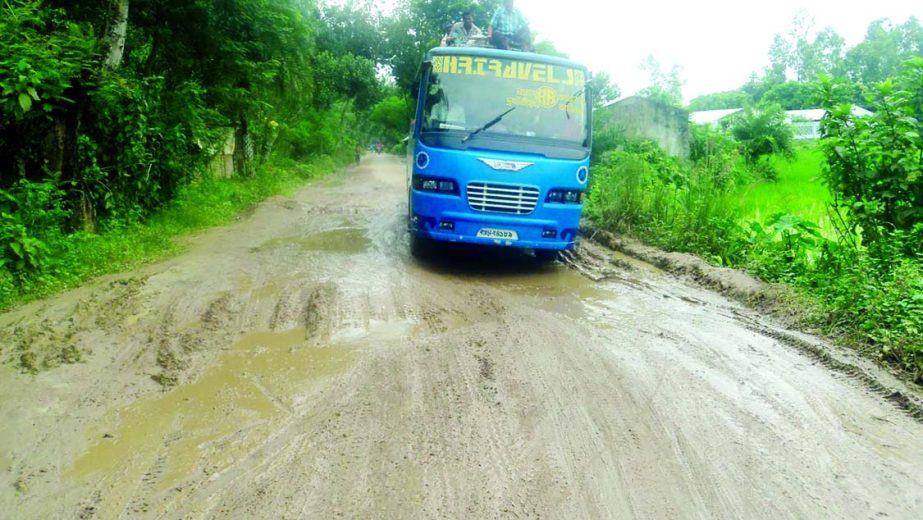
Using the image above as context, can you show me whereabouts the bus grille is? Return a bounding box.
[467,183,540,215]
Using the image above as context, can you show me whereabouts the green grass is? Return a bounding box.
[0,154,348,311]
[729,143,832,232]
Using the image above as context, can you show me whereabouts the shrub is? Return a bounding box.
[0,180,68,277]
[688,123,749,187]
[586,142,741,260]
[727,104,795,164]
[819,57,923,250]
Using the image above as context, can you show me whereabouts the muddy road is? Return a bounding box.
[2,154,922,519]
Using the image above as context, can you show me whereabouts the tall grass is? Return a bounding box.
[586,150,740,261]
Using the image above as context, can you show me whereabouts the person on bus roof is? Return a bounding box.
[487,0,532,51]
[443,11,483,47]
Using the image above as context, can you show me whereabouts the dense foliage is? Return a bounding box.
[819,58,923,249]
[0,0,393,303]
[726,105,795,167]
[590,54,923,383]
[383,0,501,91]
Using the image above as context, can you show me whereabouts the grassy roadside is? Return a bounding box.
[0,155,348,311]
[586,141,923,385]
[728,144,831,231]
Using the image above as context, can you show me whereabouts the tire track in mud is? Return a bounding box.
[573,231,923,425]
[740,321,923,422]
[151,278,405,518]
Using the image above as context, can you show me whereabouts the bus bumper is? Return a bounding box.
[409,193,582,251]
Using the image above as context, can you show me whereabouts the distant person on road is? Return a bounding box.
[487,0,532,51]
[442,11,482,47]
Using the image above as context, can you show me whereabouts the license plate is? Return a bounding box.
[476,228,518,240]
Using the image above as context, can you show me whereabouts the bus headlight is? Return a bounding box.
[413,175,458,194]
[546,189,585,204]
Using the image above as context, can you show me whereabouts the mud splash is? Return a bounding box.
[68,328,353,514]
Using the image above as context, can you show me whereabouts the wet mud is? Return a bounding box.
[1,155,922,519]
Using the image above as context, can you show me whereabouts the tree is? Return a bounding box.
[637,55,683,107]
[369,94,413,145]
[588,72,620,108]
[383,0,500,91]
[687,90,750,111]
[103,0,129,70]
[760,81,818,110]
[844,17,923,87]
[316,0,381,61]
[533,39,568,58]
[768,15,845,82]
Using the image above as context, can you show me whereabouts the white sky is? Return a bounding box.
[516,0,920,103]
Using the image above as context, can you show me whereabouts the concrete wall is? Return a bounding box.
[602,96,690,158]
[206,128,236,178]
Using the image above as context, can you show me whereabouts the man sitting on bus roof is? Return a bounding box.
[487,0,532,51]
[443,11,483,47]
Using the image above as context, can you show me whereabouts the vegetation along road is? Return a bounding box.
[1,155,921,518]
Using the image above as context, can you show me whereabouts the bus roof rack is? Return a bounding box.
[426,46,587,71]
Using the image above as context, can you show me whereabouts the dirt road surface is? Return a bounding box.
[2,155,922,519]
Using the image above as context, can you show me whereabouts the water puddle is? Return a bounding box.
[331,318,415,345]
[260,228,370,254]
[491,267,616,319]
[68,328,353,499]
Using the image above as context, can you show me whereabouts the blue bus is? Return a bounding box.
[407,47,592,261]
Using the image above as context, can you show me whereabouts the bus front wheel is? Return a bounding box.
[534,249,558,262]
[410,234,430,258]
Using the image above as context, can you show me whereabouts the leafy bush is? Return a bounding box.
[369,94,413,145]
[727,104,795,164]
[808,254,923,381]
[742,213,826,280]
[0,1,96,121]
[74,75,220,224]
[276,107,347,159]
[819,57,923,250]
[0,180,68,277]
[0,2,96,180]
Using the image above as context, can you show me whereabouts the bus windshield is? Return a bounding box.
[422,55,588,146]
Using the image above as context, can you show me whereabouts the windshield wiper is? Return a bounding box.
[563,88,584,120]
[462,107,516,143]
